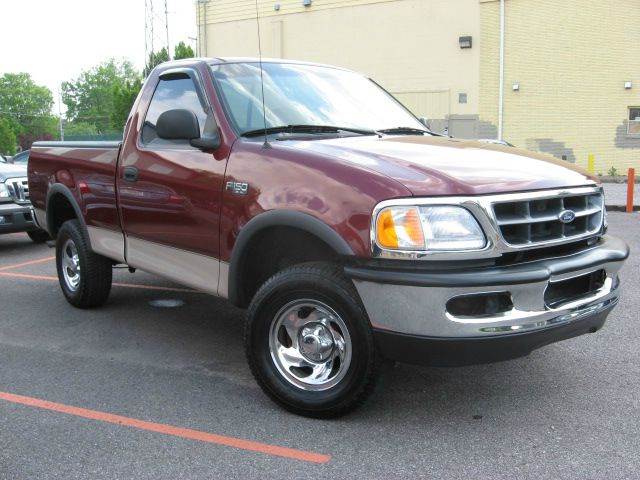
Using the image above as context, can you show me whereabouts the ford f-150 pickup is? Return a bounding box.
[29,58,629,417]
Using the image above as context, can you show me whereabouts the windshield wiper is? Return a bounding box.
[241,124,379,138]
[377,127,430,135]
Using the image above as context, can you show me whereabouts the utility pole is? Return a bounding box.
[144,0,149,60]
[150,0,155,54]
[197,0,209,57]
[58,86,64,141]
[165,0,171,59]
[195,1,200,56]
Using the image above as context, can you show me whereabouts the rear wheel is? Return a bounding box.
[27,229,50,244]
[245,262,380,418]
[56,219,112,308]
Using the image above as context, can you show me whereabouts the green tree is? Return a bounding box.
[0,72,57,149]
[174,41,195,60]
[63,121,99,137]
[143,48,170,77]
[62,59,141,134]
[113,76,143,129]
[0,117,17,155]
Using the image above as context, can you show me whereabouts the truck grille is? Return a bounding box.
[6,177,30,204]
[492,191,604,246]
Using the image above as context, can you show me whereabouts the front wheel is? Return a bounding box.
[56,219,113,308]
[245,263,380,418]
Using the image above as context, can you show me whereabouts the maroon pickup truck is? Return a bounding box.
[29,58,628,417]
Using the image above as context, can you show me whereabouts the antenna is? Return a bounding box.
[254,0,270,148]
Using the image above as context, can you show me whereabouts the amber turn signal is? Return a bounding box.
[375,206,425,250]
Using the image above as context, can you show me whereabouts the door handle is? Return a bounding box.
[123,166,139,182]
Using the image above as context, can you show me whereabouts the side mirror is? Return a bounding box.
[156,109,221,151]
[156,109,200,140]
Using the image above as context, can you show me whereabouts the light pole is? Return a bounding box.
[58,86,64,141]
[165,0,171,59]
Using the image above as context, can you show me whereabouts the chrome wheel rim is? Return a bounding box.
[269,299,352,391]
[61,239,81,292]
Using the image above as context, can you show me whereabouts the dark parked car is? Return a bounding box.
[10,150,29,165]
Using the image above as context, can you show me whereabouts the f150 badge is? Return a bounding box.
[226,181,249,195]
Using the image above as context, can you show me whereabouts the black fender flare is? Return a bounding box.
[45,183,89,243]
[227,210,355,306]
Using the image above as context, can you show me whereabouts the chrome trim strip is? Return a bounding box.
[371,185,604,261]
[125,235,220,295]
[87,226,126,264]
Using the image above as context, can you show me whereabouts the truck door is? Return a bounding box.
[117,67,227,294]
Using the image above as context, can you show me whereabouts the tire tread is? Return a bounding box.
[56,219,112,308]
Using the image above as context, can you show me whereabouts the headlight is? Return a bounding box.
[375,205,486,251]
[0,183,10,200]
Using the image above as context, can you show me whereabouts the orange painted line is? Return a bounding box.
[0,391,331,464]
[0,256,55,272]
[0,272,200,293]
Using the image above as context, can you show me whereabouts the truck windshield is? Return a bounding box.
[210,62,428,136]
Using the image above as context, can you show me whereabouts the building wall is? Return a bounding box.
[198,0,480,130]
[480,0,640,173]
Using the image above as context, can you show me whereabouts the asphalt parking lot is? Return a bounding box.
[0,212,638,479]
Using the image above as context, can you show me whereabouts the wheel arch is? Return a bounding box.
[227,210,355,307]
[46,184,89,243]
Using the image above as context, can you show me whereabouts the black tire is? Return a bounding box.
[245,262,380,418]
[27,229,51,244]
[56,219,112,308]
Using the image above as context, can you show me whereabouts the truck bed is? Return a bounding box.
[28,141,123,235]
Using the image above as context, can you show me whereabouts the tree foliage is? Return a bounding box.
[113,76,143,129]
[63,121,99,137]
[0,40,197,150]
[174,41,195,60]
[62,59,141,134]
[143,41,195,77]
[0,72,58,150]
[143,48,170,77]
[0,117,17,155]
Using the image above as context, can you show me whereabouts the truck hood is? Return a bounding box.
[0,163,27,182]
[283,135,597,196]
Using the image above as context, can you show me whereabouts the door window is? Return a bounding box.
[141,76,210,146]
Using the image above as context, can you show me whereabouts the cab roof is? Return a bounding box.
[155,57,353,73]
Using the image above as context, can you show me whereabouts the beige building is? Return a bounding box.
[196,0,640,172]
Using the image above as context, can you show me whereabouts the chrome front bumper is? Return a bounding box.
[347,235,628,343]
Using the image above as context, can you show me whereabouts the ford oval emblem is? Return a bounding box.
[558,209,576,224]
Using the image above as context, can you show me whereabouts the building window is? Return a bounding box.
[629,107,640,135]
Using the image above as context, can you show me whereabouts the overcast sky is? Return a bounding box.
[0,0,196,113]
